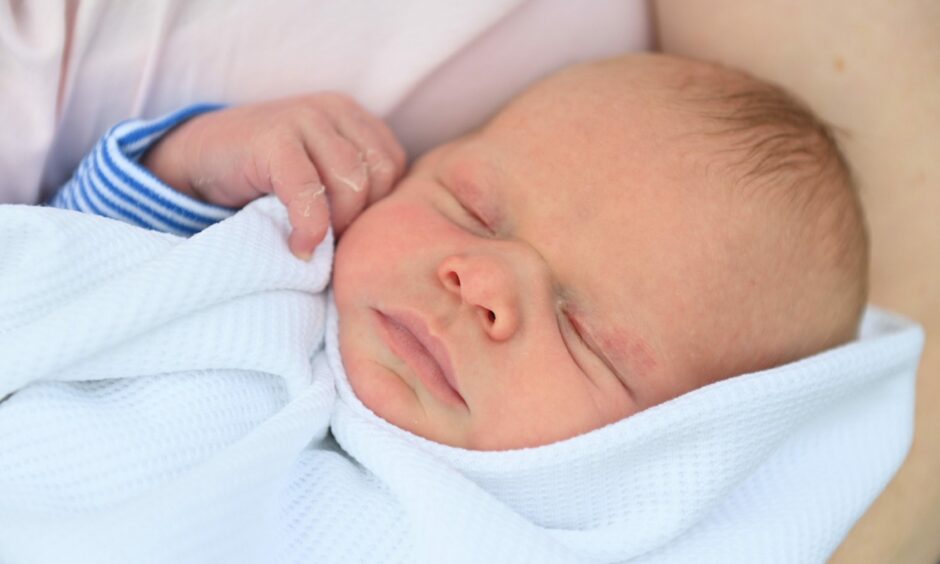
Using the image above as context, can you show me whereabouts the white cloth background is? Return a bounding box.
[0,198,924,563]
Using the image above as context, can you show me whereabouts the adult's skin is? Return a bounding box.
[655,2,940,562]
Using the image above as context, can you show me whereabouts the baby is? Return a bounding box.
[50,53,867,451]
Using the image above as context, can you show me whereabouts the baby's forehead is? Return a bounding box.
[442,55,806,259]
[451,54,862,389]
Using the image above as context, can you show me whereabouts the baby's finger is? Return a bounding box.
[359,114,407,185]
[264,138,324,200]
[299,128,370,235]
[287,185,330,260]
[264,140,330,259]
[331,108,406,204]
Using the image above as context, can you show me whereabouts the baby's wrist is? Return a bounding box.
[140,119,207,203]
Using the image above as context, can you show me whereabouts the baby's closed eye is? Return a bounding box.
[557,303,635,397]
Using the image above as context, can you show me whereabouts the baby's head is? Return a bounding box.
[333,54,867,450]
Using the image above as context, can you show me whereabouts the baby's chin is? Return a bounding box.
[339,343,465,448]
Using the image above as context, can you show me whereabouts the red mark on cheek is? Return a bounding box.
[597,327,658,383]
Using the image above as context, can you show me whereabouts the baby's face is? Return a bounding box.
[333,59,756,450]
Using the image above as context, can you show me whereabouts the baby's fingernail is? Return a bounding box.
[294,249,312,262]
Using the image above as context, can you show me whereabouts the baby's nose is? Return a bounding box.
[437,254,520,341]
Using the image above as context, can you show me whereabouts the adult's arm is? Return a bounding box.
[654,2,940,562]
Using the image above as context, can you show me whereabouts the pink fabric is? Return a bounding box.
[389,0,651,157]
[0,0,651,204]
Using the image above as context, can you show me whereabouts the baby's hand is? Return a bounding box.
[143,94,406,259]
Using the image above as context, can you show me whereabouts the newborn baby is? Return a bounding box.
[50,53,867,451]
[5,51,903,563]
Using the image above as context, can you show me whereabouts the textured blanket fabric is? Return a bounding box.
[0,198,924,563]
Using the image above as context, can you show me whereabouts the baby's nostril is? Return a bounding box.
[448,271,461,288]
[486,310,496,324]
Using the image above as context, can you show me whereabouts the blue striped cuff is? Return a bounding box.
[50,104,238,236]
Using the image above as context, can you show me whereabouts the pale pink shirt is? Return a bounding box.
[0,0,651,204]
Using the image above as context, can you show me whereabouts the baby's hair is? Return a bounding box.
[676,66,854,208]
[668,60,869,347]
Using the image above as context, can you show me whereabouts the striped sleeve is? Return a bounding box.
[48,104,238,236]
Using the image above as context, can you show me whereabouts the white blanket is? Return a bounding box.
[0,198,924,563]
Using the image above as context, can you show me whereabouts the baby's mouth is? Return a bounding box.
[373,309,466,408]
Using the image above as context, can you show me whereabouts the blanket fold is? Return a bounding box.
[0,198,924,563]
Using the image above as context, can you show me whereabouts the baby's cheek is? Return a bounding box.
[350,197,441,254]
[484,338,577,404]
